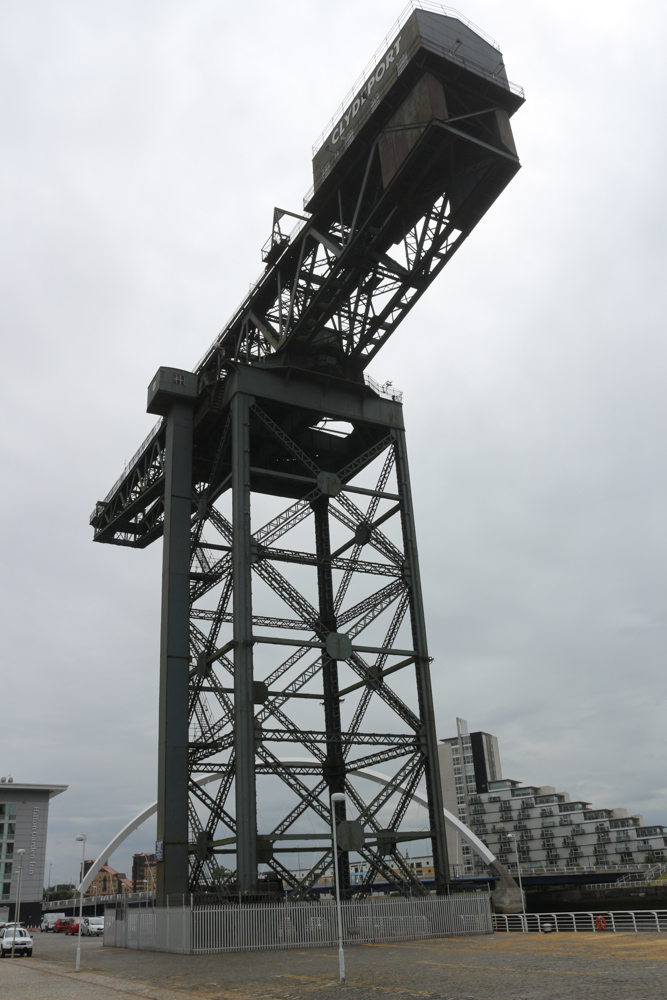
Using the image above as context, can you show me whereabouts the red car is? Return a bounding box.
[65,920,81,935]
[53,918,74,934]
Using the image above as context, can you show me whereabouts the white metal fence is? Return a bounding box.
[104,893,492,955]
[494,910,667,934]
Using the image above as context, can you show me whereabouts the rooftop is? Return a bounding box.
[0,780,67,799]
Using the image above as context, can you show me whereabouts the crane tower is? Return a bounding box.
[91,3,523,903]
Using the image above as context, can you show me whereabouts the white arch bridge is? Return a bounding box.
[79,759,496,896]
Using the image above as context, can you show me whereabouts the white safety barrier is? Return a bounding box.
[493,910,667,934]
[105,893,492,955]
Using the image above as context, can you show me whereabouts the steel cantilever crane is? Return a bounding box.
[91,4,523,903]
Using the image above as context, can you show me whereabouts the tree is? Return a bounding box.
[44,882,76,900]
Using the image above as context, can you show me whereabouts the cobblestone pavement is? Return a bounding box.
[1,932,667,1000]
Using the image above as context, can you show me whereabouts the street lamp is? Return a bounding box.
[507,833,527,932]
[330,792,346,984]
[11,849,26,960]
[75,835,86,972]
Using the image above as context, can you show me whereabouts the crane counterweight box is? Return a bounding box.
[307,7,523,229]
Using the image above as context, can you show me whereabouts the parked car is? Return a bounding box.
[53,918,74,933]
[0,926,33,957]
[65,919,80,935]
[41,913,66,932]
[81,916,104,936]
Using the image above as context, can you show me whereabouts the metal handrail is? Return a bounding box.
[498,861,653,878]
[494,909,667,934]
[43,890,156,910]
[363,373,403,402]
[583,880,666,890]
[99,420,163,508]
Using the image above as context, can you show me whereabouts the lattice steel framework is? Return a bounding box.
[181,371,447,899]
[90,5,523,904]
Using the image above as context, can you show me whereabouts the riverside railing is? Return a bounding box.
[104,893,492,955]
[493,910,667,934]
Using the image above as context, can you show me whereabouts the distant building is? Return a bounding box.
[438,718,501,872]
[0,777,67,923]
[83,861,132,898]
[439,720,667,874]
[296,853,435,891]
[132,852,157,893]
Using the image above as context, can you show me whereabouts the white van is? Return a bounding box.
[40,913,66,932]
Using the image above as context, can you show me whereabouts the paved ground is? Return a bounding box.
[1,930,667,1000]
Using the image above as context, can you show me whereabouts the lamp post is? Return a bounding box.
[75,835,86,972]
[508,834,527,932]
[11,849,26,959]
[330,792,346,984]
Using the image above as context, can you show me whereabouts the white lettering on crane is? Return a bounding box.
[330,35,403,146]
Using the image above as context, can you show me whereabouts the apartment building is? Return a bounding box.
[83,861,133,898]
[439,720,667,874]
[131,852,157,893]
[438,718,501,872]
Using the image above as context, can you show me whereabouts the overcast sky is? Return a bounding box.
[1,0,666,886]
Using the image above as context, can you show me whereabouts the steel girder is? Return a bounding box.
[90,112,519,548]
[183,371,449,897]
